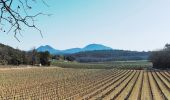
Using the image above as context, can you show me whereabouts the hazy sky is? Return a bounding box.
[1,0,170,51]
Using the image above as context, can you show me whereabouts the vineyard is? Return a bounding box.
[0,67,170,100]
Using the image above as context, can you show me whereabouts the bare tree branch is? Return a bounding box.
[0,0,49,42]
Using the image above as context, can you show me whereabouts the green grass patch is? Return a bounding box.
[51,60,152,69]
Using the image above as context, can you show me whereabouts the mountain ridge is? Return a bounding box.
[36,44,113,54]
[36,45,61,54]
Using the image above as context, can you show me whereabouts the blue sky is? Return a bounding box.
[1,0,170,51]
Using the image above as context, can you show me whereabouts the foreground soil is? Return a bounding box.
[0,66,169,100]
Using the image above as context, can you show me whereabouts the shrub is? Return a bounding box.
[150,44,170,69]
[39,51,51,66]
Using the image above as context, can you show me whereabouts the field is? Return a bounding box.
[52,60,152,69]
[0,63,170,100]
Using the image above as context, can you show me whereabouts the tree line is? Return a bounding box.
[0,43,76,66]
[69,50,150,62]
[150,44,170,69]
[0,43,51,66]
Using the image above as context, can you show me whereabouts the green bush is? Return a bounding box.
[150,44,170,69]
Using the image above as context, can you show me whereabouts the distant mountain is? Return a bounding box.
[82,44,113,51]
[36,45,61,54]
[36,44,113,54]
[62,48,82,54]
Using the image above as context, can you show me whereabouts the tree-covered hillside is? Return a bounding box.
[0,43,26,65]
[0,43,51,66]
[68,50,150,62]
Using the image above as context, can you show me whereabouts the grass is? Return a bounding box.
[51,60,152,69]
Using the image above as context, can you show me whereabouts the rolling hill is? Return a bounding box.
[36,44,150,62]
[68,50,150,62]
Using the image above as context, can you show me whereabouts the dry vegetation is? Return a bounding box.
[0,66,170,100]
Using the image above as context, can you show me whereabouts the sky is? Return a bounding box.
[1,0,170,51]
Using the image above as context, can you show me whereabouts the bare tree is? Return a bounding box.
[0,0,49,41]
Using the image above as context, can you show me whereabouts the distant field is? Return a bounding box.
[0,66,170,99]
[52,60,152,69]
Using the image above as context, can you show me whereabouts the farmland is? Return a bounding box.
[52,60,152,69]
[0,64,170,100]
